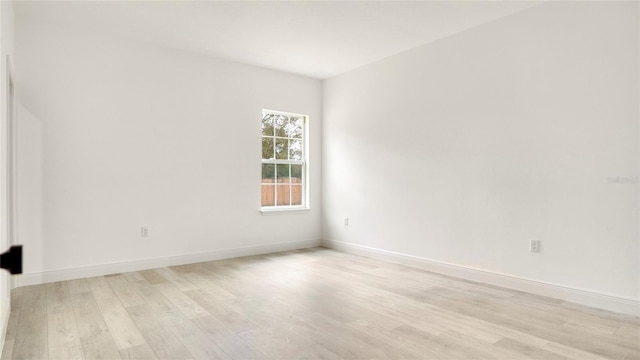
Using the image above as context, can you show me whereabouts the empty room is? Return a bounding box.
[0,0,638,359]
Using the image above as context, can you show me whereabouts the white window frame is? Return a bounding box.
[260,109,309,214]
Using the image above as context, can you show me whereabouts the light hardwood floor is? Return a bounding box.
[2,247,639,359]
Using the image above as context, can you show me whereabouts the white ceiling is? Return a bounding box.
[14,1,539,79]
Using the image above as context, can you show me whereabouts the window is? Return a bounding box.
[261,110,307,209]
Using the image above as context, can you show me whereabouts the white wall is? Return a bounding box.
[0,0,15,352]
[17,104,43,276]
[323,2,639,301]
[14,18,322,279]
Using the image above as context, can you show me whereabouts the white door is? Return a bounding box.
[6,62,16,289]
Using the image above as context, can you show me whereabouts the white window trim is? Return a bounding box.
[260,208,310,216]
[260,109,310,213]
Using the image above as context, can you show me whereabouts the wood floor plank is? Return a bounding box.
[126,304,194,359]
[88,276,147,350]
[624,349,640,360]
[67,278,91,295]
[1,339,15,360]
[179,271,236,301]
[390,324,470,360]
[2,248,639,360]
[280,310,397,360]
[1,307,20,358]
[185,288,256,334]
[154,267,198,292]
[138,270,168,285]
[10,287,24,311]
[343,319,444,359]
[134,280,230,359]
[46,282,84,360]
[616,325,640,343]
[494,337,570,360]
[236,326,317,360]
[293,344,344,360]
[11,285,48,359]
[118,344,158,360]
[47,309,85,360]
[4,308,20,342]
[105,274,146,308]
[121,271,145,283]
[71,290,121,360]
[541,341,610,360]
[192,315,267,359]
[154,282,210,319]
[152,308,230,359]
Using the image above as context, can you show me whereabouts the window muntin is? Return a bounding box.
[261,110,307,209]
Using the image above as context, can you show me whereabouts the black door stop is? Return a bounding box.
[0,245,22,274]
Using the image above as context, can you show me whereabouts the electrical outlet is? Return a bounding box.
[141,226,149,237]
[344,217,349,226]
[530,239,540,253]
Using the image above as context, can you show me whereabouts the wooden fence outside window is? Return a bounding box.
[261,177,303,206]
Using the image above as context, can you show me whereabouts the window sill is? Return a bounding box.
[260,207,310,216]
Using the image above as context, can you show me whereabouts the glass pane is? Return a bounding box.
[289,117,303,138]
[291,164,302,183]
[275,138,288,159]
[274,114,288,137]
[276,164,290,183]
[261,164,274,183]
[291,185,302,205]
[262,137,274,159]
[261,113,274,136]
[261,185,275,207]
[277,183,291,206]
[289,139,302,160]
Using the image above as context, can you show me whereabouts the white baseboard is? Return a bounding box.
[322,239,640,316]
[17,239,321,287]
